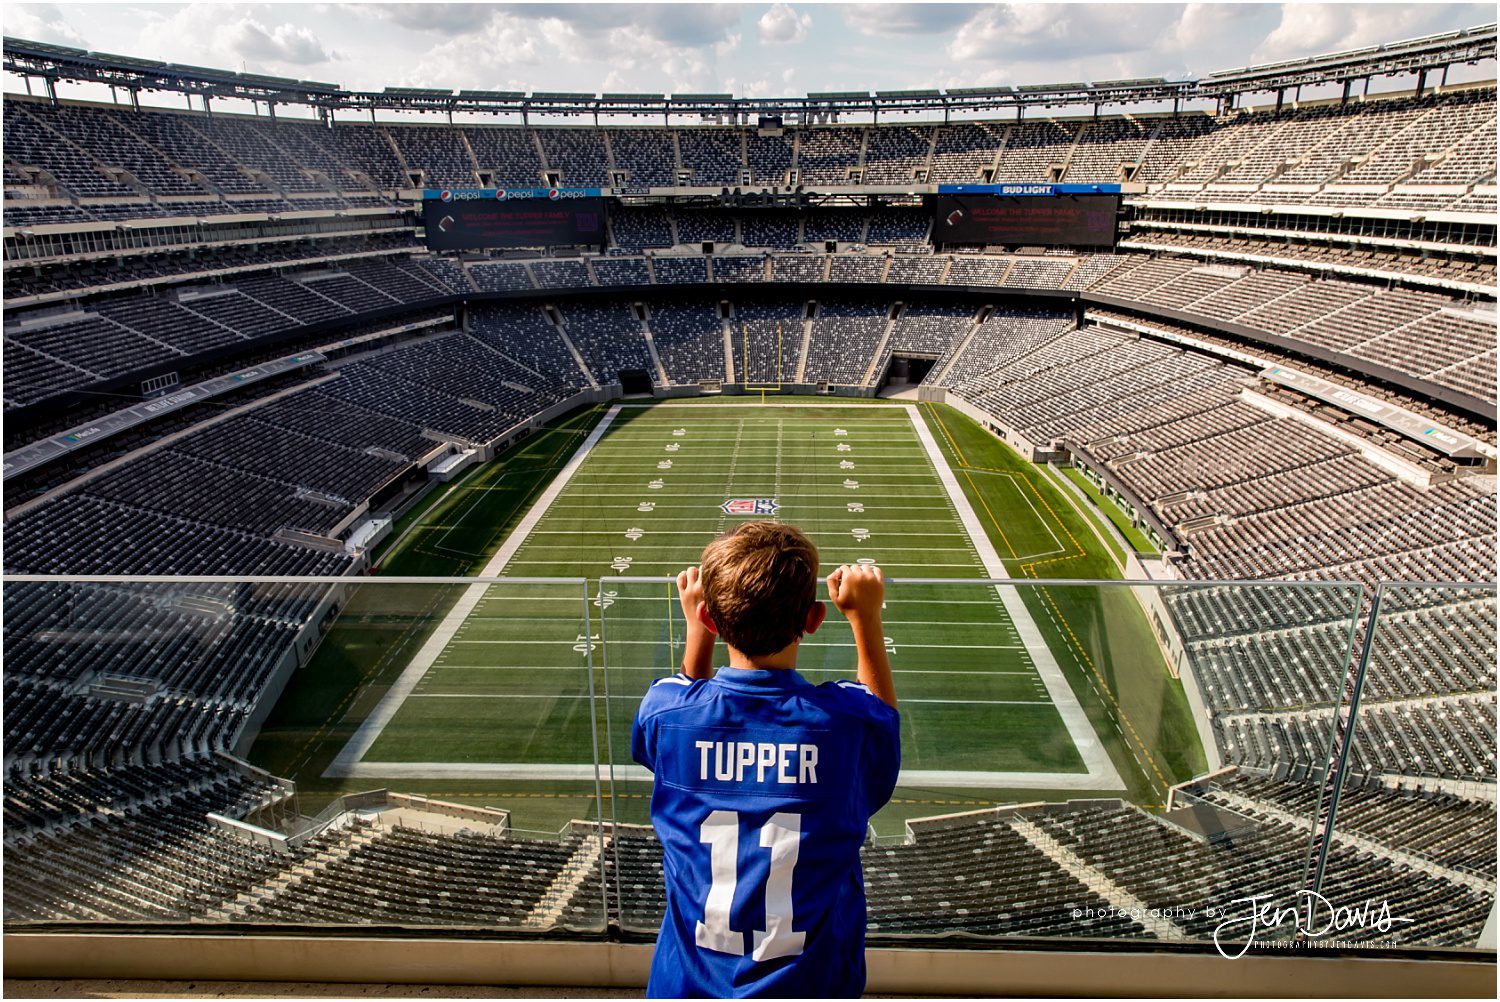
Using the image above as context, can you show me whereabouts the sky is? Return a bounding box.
[4,2,1494,116]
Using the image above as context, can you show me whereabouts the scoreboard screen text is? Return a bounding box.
[930,192,1119,248]
[423,190,606,250]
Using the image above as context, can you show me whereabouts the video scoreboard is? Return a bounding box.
[422,188,606,250]
[929,184,1121,249]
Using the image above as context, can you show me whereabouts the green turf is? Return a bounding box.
[365,405,1086,782]
[921,403,1208,806]
[248,396,1207,835]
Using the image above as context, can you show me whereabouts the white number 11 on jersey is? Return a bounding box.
[696,810,806,960]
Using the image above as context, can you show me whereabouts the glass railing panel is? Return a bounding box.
[10,574,1492,954]
[600,575,1369,949]
[1,576,607,933]
[1316,582,1497,950]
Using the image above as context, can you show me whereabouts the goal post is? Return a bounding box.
[741,322,786,401]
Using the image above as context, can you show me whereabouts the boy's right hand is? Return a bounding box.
[677,566,716,680]
[827,563,884,623]
[677,566,706,626]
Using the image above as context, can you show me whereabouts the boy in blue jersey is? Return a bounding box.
[631,521,900,999]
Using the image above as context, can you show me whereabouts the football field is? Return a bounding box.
[324,401,1122,801]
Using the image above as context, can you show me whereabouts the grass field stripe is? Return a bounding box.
[906,404,1123,791]
[322,406,621,779]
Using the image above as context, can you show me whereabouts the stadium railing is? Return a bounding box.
[1,576,1494,966]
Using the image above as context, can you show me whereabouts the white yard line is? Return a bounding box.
[903,404,1123,790]
[323,404,623,779]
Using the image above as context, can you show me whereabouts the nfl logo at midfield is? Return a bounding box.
[721,498,779,515]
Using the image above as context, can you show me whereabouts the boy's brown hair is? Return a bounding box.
[699,521,819,657]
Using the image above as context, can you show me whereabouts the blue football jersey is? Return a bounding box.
[631,667,901,999]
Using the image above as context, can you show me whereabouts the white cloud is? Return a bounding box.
[355,4,482,35]
[759,4,812,45]
[839,3,980,37]
[1253,4,1493,63]
[134,5,341,71]
[226,17,341,66]
[947,4,1187,65]
[391,3,744,92]
[5,3,88,47]
[403,12,541,87]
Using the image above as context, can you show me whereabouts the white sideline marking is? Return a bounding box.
[324,404,623,779]
[330,762,1101,788]
[903,404,1124,790]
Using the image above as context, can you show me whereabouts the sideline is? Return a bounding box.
[324,405,623,778]
[904,404,1124,790]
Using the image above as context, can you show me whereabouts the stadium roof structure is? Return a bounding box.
[3,23,1494,120]
[1200,23,1497,94]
